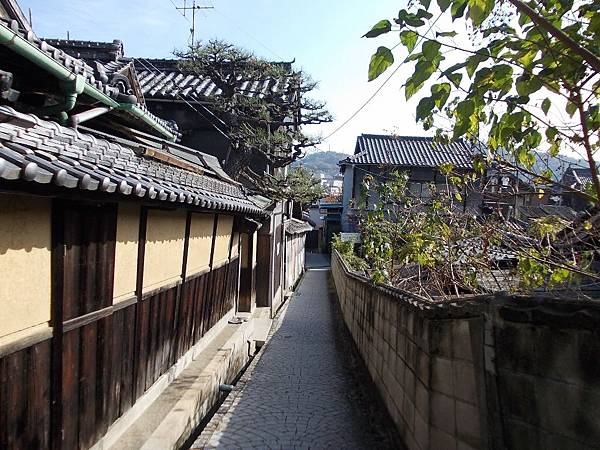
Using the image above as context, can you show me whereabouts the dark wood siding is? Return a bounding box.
[2,201,241,449]
[0,339,52,450]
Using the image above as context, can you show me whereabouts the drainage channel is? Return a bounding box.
[179,345,262,450]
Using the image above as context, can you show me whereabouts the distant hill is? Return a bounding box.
[292,151,348,178]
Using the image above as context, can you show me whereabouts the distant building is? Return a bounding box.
[561,166,594,211]
[339,134,477,232]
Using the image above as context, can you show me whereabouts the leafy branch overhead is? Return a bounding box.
[364,0,600,205]
[176,40,332,182]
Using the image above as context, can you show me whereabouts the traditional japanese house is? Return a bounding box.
[339,134,477,232]
[0,2,306,448]
[41,41,308,317]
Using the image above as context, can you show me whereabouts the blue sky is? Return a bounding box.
[19,0,424,154]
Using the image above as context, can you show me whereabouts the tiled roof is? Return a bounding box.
[284,218,313,235]
[343,134,475,170]
[134,59,296,103]
[0,106,264,215]
[0,19,178,137]
[562,167,594,188]
[517,205,578,221]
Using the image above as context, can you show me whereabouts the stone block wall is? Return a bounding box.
[332,251,600,450]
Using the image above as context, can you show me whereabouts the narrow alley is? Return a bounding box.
[191,255,400,449]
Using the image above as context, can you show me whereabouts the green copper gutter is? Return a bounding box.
[0,22,176,141]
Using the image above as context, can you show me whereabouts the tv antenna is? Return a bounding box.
[176,0,214,47]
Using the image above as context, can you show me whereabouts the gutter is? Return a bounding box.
[0,22,176,141]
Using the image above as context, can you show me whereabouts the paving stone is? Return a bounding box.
[193,268,391,449]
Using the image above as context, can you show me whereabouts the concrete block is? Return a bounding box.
[431,392,456,435]
[578,331,600,384]
[395,358,406,387]
[537,379,600,444]
[497,370,538,425]
[397,329,407,362]
[534,326,581,383]
[431,320,453,358]
[455,400,481,447]
[457,441,478,450]
[495,322,535,373]
[404,431,420,450]
[415,379,430,419]
[540,432,595,450]
[414,411,429,450]
[402,394,416,432]
[430,427,457,450]
[407,309,415,337]
[405,367,416,402]
[452,320,473,362]
[504,419,540,449]
[431,357,454,397]
[390,324,398,350]
[452,361,478,404]
[417,349,430,386]
[406,339,417,371]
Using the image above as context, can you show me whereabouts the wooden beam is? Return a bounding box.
[50,200,65,450]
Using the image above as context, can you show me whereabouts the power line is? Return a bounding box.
[322,14,443,143]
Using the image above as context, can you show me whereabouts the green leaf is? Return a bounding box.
[566,101,577,117]
[419,0,432,8]
[546,127,558,141]
[416,8,434,19]
[451,0,469,20]
[437,0,453,12]
[368,46,394,81]
[549,140,560,157]
[364,20,392,38]
[405,55,443,99]
[518,12,531,26]
[400,30,418,52]
[541,98,551,115]
[447,72,463,87]
[436,31,458,37]
[515,75,543,96]
[431,83,452,108]
[416,96,436,121]
[422,40,442,61]
[468,0,495,26]
[465,51,489,78]
[397,9,426,27]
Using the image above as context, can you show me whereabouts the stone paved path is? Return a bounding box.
[193,266,392,449]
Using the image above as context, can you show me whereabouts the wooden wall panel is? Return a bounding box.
[0,207,240,450]
[0,339,52,450]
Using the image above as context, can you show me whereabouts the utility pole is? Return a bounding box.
[176,0,214,47]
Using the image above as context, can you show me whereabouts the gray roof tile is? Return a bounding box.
[134,59,296,103]
[343,134,475,170]
[0,106,265,215]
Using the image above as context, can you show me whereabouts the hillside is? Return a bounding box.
[292,151,348,178]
